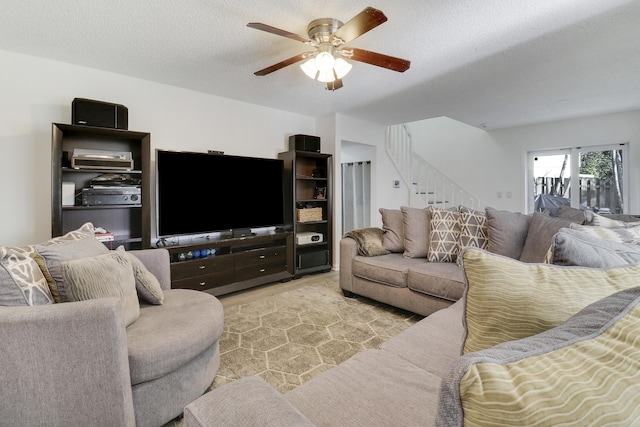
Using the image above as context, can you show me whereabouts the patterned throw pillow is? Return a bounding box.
[437,286,640,427]
[569,223,640,243]
[460,247,640,354]
[427,207,460,263]
[590,212,640,228]
[0,222,95,306]
[457,206,488,251]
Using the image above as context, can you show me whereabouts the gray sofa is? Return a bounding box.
[340,206,580,316]
[1,244,224,427]
[184,229,640,426]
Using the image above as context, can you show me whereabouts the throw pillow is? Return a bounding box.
[548,228,640,268]
[460,247,640,354]
[62,251,140,326]
[519,212,573,263]
[33,234,109,303]
[116,246,164,304]
[485,207,531,259]
[427,207,461,263]
[378,208,404,252]
[0,222,95,306]
[569,223,640,243]
[590,212,640,228]
[556,205,592,224]
[457,206,488,251]
[400,206,430,258]
[436,286,640,427]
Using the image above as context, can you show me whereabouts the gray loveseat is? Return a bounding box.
[1,229,224,427]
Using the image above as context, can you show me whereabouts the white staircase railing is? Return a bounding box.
[386,124,480,209]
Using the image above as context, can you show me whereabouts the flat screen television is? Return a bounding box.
[156,150,285,238]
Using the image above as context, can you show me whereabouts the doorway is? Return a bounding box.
[342,161,371,234]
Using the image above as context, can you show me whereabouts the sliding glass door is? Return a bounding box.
[527,144,628,214]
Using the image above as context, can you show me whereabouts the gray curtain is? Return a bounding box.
[342,161,371,234]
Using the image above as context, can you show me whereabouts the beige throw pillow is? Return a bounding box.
[378,208,404,253]
[427,207,460,263]
[400,206,430,258]
[62,251,140,326]
[461,247,640,354]
[116,246,164,304]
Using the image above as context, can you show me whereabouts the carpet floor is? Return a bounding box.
[163,271,423,426]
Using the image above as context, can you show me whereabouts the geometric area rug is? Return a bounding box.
[162,271,423,426]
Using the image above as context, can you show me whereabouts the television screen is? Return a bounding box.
[156,150,285,237]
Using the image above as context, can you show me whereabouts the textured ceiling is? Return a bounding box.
[1,0,639,129]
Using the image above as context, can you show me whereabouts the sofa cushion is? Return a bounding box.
[519,212,574,263]
[400,206,430,258]
[116,246,164,304]
[379,208,404,253]
[457,206,488,251]
[407,262,465,302]
[485,207,531,259]
[436,286,640,427]
[549,228,640,267]
[461,247,640,354]
[569,222,640,242]
[126,289,224,385]
[0,222,95,306]
[62,251,140,326]
[285,349,444,427]
[352,253,420,288]
[33,234,109,303]
[427,207,461,263]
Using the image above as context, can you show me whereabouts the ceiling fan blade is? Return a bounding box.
[326,79,343,91]
[247,23,314,44]
[348,48,410,72]
[330,7,387,45]
[254,53,308,76]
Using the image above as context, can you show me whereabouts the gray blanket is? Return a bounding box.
[344,228,390,257]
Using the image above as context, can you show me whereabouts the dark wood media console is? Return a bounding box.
[166,231,294,296]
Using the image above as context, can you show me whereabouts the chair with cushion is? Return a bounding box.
[0,224,224,427]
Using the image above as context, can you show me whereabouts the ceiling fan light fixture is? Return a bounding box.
[317,69,336,83]
[333,57,352,79]
[315,51,335,72]
[300,58,318,79]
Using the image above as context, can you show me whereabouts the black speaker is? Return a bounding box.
[72,98,128,130]
[289,134,320,153]
[297,250,330,269]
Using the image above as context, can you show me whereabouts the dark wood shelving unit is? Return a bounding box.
[278,150,333,276]
[51,123,151,249]
[165,231,294,296]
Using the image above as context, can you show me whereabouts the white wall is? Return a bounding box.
[406,111,640,214]
[0,50,315,246]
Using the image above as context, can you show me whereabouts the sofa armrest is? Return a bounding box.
[131,248,172,290]
[184,377,315,427]
[0,298,135,426]
[339,236,359,293]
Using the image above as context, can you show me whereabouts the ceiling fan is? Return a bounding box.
[247,7,411,90]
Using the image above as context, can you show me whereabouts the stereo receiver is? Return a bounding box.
[81,187,141,206]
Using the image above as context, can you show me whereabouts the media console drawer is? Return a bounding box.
[235,245,287,266]
[171,271,235,291]
[171,255,234,281]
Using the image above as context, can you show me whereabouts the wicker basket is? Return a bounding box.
[297,207,323,222]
